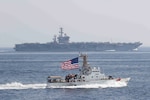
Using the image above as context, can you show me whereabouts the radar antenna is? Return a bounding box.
[59,27,63,37]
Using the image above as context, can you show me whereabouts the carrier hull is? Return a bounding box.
[14,28,142,52]
[15,42,142,52]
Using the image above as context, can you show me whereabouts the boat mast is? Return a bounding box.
[80,54,88,67]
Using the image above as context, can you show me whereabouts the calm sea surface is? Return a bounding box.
[0,51,150,100]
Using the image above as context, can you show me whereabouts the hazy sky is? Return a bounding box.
[0,0,150,47]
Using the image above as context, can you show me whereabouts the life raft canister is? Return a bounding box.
[116,78,121,81]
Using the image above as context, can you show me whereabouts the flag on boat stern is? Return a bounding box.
[61,57,79,70]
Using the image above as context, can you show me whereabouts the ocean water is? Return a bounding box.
[0,51,150,100]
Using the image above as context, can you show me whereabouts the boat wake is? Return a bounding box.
[0,82,46,90]
[0,81,128,90]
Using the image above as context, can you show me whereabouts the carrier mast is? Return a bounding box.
[59,27,63,37]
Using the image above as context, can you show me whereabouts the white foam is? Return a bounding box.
[0,82,46,90]
[0,80,128,90]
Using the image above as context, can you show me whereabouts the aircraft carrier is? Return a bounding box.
[14,28,142,52]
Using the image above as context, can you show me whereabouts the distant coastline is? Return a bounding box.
[138,47,150,52]
[0,48,15,52]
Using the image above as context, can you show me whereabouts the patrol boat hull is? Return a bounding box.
[46,77,130,88]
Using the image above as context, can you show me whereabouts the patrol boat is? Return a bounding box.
[46,54,130,88]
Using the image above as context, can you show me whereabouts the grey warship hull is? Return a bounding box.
[14,28,142,52]
[15,42,142,52]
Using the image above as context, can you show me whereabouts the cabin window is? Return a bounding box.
[48,79,51,83]
[53,79,57,82]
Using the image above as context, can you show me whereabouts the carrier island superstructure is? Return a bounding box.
[14,28,142,52]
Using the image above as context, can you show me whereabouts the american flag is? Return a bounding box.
[61,57,79,70]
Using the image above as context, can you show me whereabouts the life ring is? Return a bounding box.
[82,67,92,75]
